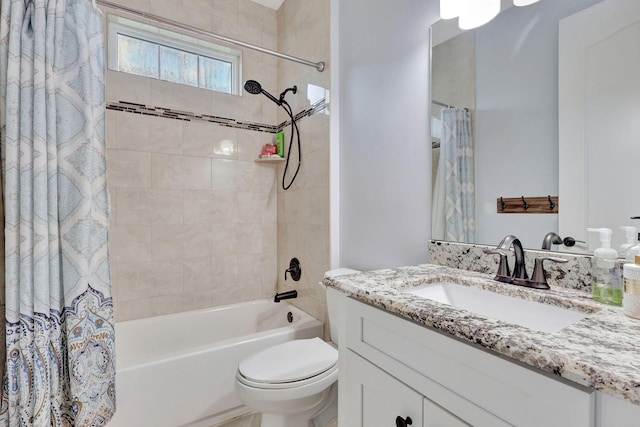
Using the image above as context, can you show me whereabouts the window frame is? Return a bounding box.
[107,15,242,96]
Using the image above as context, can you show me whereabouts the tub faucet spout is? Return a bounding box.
[274,290,298,303]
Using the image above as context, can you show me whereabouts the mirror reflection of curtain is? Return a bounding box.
[432,108,476,242]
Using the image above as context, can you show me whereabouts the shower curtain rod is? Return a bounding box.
[432,99,469,112]
[432,100,452,108]
[95,0,325,72]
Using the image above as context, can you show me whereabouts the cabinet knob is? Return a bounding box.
[395,416,413,427]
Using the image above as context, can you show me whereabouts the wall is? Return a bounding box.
[100,0,281,321]
[275,0,331,325]
[337,0,439,270]
[473,0,601,248]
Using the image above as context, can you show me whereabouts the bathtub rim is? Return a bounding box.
[115,299,323,372]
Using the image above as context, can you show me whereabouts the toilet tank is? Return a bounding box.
[322,268,360,346]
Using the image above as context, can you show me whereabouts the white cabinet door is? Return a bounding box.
[343,350,422,427]
[423,398,470,427]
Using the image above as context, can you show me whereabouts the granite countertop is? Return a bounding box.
[323,263,640,406]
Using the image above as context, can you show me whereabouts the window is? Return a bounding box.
[108,16,241,95]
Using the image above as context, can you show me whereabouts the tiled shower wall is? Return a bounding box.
[276,1,331,327]
[100,0,282,321]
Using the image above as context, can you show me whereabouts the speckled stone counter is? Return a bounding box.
[323,264,640,406]
[428,240,594,290]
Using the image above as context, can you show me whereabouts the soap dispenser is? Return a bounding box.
[625,233,640,262]
[623,255,640,319]
[619,226,637,258]
[587,228,622,306]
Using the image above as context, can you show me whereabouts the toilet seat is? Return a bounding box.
[237,363,338,390]
[237,337,338,390]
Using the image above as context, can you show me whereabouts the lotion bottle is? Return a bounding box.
[623,255,640,319]
[587,228,622,306]
[619,226,637,258]
[625,233,640,262]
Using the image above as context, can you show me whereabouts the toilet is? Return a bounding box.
[234,268,358,427]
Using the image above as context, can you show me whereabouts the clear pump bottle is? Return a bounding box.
[587,228,622,306]
[619,226,638,258]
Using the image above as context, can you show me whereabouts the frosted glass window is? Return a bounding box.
[117,34,159,79]
[199,56,232,94]
[160,46,198,87]
[108,16,241,95]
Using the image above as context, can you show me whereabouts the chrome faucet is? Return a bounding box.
[541,232,563,250]
[497,235,528,279]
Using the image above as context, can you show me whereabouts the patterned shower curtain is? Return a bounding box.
[0,0,115,425]
[440,107,476,242]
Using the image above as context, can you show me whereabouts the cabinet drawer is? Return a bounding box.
[424,398,470,427]
[343,350,423,427]
[345,297,594,427]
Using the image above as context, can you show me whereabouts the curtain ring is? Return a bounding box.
[548,195,556,210]
[500,197,506,210]
[521,196,529,210]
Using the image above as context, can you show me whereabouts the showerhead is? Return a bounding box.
[244,79,281,105]
[244,79,262,95]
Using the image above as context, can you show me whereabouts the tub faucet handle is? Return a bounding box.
[285,258,301,281]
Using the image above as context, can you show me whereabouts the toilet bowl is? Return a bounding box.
[234,268,359,427]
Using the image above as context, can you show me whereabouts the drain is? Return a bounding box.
[287,311,293,323]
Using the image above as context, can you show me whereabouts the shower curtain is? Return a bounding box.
[0,0,115,425]
[431,107,476,242]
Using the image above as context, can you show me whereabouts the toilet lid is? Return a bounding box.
[238,337,338,384]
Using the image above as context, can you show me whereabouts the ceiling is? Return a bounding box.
[251,0,285,10]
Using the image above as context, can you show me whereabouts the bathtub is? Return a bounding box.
[108,299,323,427]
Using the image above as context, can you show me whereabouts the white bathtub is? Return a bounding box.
[108,299,323,427]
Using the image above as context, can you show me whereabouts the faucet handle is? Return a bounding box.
[284,258,302,281]
[530,256,569,289]
[483,249,511,278]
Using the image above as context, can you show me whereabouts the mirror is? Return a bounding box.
[430,0,639,255]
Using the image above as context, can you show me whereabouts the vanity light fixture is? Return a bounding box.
[440,0,540,30]
[514,0,541,6]
[458,0,500,30]
[440,0,463,20]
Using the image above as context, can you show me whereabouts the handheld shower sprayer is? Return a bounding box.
[244,79,281,106]
[244,80,298,107]
[244,79,302,190]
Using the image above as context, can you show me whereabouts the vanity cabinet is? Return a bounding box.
[345,350,475,426]
[339,297,594,427]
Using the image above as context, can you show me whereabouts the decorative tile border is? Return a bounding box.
[428,240,595,291]
[276,99,327,132]
[106,98,326,134]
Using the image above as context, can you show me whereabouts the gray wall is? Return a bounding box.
[473,0,601,248]
[337,0,439,270]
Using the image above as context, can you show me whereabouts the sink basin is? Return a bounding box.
[406,282,589,333]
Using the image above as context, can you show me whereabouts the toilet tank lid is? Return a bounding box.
[324,268,360,278]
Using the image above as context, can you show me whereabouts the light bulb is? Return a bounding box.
[440,0,462,20]
[458,0,500,30]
